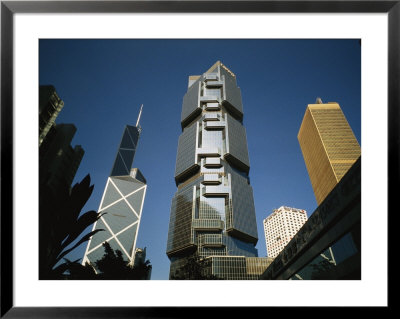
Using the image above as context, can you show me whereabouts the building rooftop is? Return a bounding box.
[263,206,307,222]
[205,60,236,77]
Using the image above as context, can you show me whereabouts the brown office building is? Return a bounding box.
[297,100,361,205]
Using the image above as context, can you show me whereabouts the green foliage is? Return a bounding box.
[61,242,152,280]
[39,174,103,279]
[94,242,152,280]
[60,259,97,280]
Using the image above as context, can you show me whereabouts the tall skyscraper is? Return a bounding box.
[39,86,85,279]
[39,85,64,146]
[263,206,308,258]
[297,99,361,205]
[39,124,84,192]
[39,85,84,195]
[166,61,271,279]
[82,106,147,268]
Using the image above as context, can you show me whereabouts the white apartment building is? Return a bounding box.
[263,206,308,258]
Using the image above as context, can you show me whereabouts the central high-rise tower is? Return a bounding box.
[167,61,269,279]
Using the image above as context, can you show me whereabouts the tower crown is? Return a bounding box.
[205,61,236,77]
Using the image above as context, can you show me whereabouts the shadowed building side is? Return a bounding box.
[39,86,84,192]
[38,86,85,279]
[39,85,64,146]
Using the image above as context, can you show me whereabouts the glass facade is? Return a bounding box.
[110,125,140,177]
[290,226,361,280]
[206,256,273,280]
[225,113,250,172]
[83,121,147,269]
[175,122,199,181]
[39,85,65,146]
[181,78,202,126]
[298,102,361,205]
[167,61,267,279]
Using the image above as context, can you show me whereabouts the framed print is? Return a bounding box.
[1,0,396,317]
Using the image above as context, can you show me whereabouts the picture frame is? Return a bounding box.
[1,0,396,317]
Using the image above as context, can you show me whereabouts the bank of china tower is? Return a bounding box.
[166,61,270,279]
[83,107,147,269]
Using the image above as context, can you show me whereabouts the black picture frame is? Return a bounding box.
[1,0,396,317]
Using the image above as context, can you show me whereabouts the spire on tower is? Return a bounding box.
[136,104,143,127]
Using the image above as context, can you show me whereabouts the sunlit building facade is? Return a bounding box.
[263,206,308,258]
[166,61,269,279]
[83,107,147,268]
[261,99,363,280]
[297,100,361,205]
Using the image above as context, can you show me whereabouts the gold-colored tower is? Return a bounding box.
[298,99,361,205]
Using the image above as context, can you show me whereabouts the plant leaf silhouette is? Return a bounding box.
[59,210,104,252]
[55,229,105,265]
[39,174,103,279]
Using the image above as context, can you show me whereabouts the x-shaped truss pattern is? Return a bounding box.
[83,176,147,266]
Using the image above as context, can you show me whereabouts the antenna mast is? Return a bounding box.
[136,104,143,127]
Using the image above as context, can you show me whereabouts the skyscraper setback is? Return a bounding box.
[82,106,147,268]
[297,100,361,205]
[166,61,270,279]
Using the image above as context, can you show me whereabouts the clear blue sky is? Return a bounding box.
[39,39,361,280]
